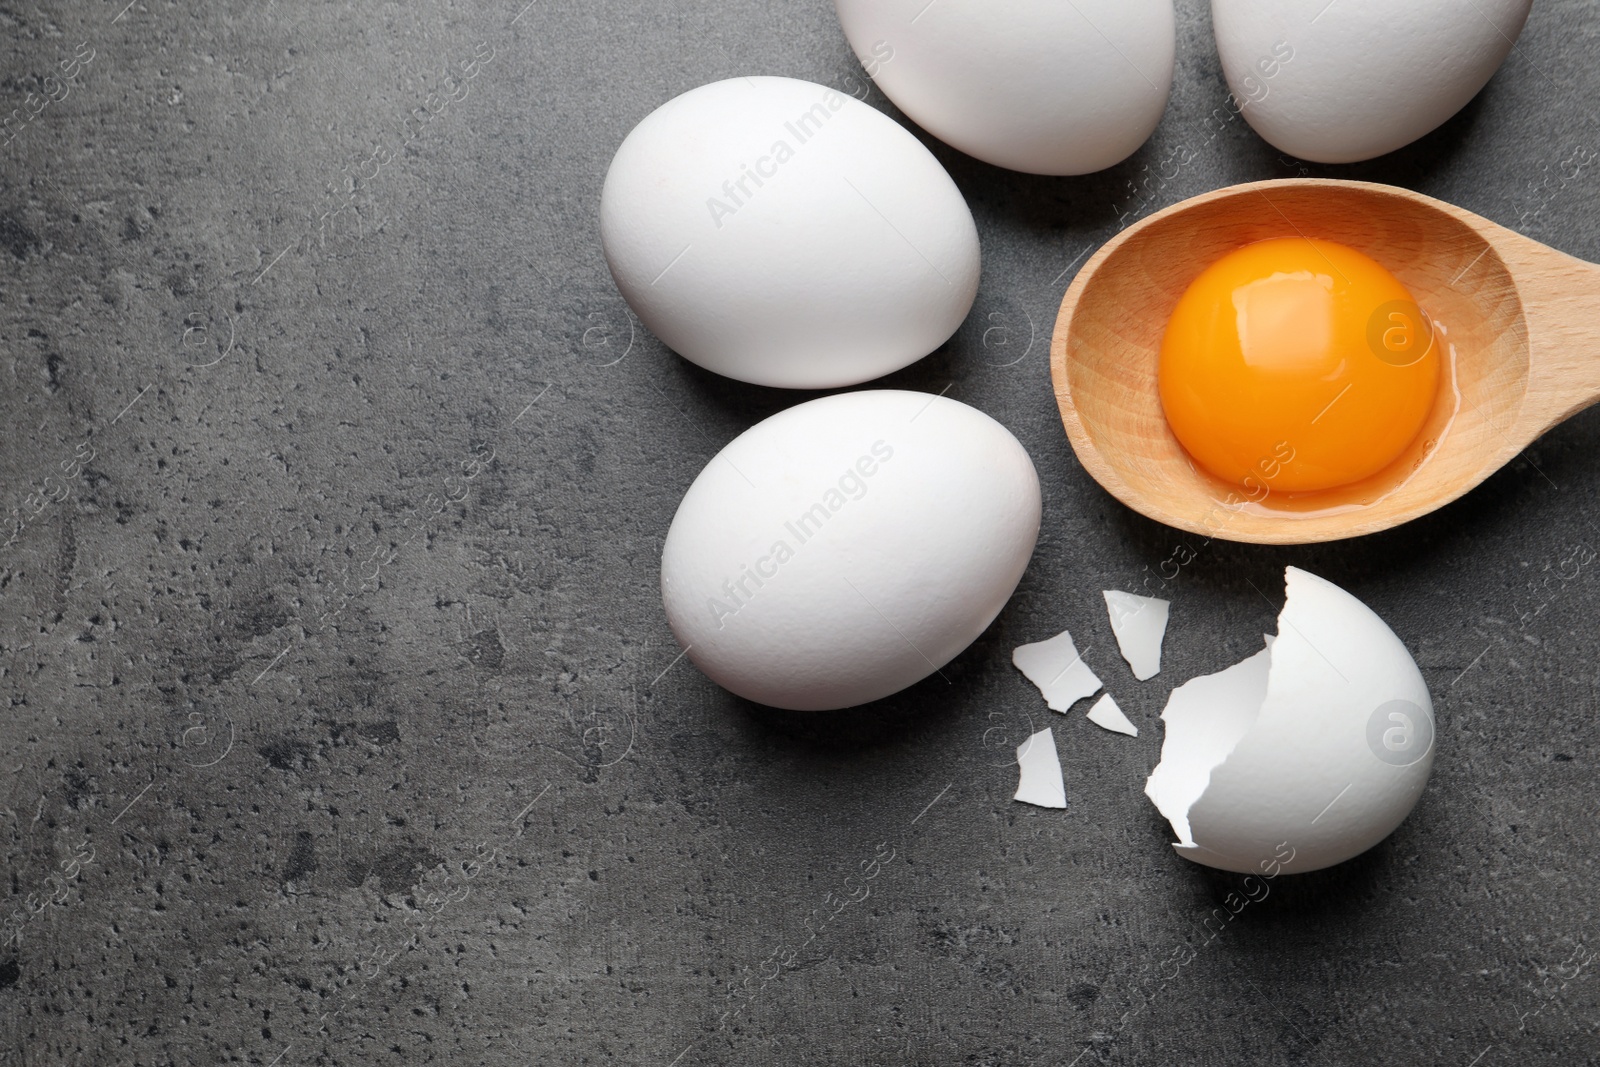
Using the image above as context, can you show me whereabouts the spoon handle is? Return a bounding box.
[1505,234,1600,439]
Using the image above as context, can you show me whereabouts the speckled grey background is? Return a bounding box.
[1,0,1597,1064]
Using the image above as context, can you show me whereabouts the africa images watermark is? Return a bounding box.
[704,43,892,231]
[707,439,895,630]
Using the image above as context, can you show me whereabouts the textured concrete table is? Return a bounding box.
[2,1,1597,1064]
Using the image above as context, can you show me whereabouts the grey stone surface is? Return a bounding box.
[1,0,1598,1064]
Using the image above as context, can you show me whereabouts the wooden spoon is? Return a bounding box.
[1050,178,1600,545]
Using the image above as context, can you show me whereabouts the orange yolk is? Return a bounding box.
[1158,237,1440,495]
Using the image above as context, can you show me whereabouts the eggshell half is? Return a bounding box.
[1213,0,1532,163]
[601,77,980,388]
[1147,567,1435,874]
[661,390,1041,711]
[833,0,1175,175]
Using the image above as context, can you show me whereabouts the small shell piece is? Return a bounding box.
[1012,629,1102,712]
[1104,590,1169,680]
[1086,692,1139,737]
[1014,727,1067,809]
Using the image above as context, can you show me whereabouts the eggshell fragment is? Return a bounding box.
[1104,591,1169,680]
[1014,727,1067,808]
[1086,693,1138,737]
[1145,644,1272,846]
[1212,0,1532,164]
[1145,568,1435,874]
[1012,629,1102,712]
[601,76,980,388]
[833,0,1175,175]
[661,390,1040,711]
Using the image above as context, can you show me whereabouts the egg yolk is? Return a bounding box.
[1158,237,1439,495]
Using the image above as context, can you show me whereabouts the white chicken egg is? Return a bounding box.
[600,77,980,389]
[832,0,1175,176]
[661,390,1041,711]
[1212,0,1533,164]
[1145,567,1435,874]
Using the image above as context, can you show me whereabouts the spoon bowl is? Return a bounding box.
[1050,178,1600,544]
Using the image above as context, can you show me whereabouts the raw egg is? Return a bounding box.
[600,77,980,389]
[661,390,1040,711]
[1213,0,1532,164]
[1158,237,1439,494]
[832,0,1175,176]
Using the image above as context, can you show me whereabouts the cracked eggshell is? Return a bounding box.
[833,0,1175,175]
[1147,568,1435,874]
[600,76,980,389]
[1104,590,1169,680]
[661,391,1041,711]
[1086,692,1139,737]
[1012,629,1102,712]
[1213,0,1532,164]
[1014,727,1068,808]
